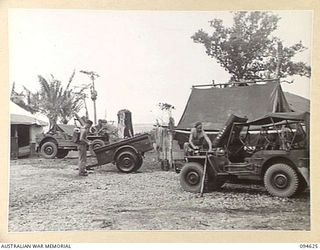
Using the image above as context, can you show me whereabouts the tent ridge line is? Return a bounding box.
[192,78,280,89]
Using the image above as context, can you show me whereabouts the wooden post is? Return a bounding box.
[168,116,175,169]
[168,129,173,169]
[11,125,18,159]
[91,76,97,125]
[79,70,99,124]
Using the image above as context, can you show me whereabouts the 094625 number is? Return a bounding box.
[300,244,318,249]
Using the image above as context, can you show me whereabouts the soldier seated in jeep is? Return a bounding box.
[183,121,212,155]
[92,119,110,144]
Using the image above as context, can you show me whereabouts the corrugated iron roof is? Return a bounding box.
[11,114,47,126]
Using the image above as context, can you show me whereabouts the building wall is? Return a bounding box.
[10,124,44,158]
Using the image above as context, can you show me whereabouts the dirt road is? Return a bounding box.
[8,152,310,231]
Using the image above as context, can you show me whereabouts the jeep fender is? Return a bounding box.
[37,135,57,151]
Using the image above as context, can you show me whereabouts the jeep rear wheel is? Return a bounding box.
[40,141,58,159]
[264,163,299,197]
[180,162,204,193]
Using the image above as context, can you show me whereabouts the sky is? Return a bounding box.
[9,9,312,125]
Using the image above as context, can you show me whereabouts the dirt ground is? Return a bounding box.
[8,151,310,232]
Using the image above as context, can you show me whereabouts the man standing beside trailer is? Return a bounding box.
[78,119,93,176]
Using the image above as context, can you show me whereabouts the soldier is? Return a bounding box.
[93,119,110,143]
[78,119,93,176]
[92,119,103,133]
[184,121,212,154]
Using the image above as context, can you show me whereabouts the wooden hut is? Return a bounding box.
[10,102,47,159]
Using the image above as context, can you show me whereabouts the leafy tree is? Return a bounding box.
[158,102,175,111]
[192,11,311,82]
[19,71,87,128]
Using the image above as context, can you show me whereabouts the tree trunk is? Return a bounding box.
[49,116,58,129]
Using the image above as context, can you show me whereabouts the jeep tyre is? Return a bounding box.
[264,163,299,197]
[41,141,58,159]
[180,162,204,193]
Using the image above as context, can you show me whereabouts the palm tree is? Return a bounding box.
[21,71,88,128]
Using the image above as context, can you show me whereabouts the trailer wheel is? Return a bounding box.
[264,163,299,197]
[56,149,69,159]
[40,141,58,159]
[133,154,143,171]
[116,151,138,173]
[180,162,204,193]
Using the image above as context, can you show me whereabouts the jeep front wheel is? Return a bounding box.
[40,141,58,159]
[264,163,299,198]
[180,162,204,193]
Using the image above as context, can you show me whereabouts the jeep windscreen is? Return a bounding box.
[212,114,248,148]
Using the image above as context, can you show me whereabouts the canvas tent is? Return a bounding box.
[284,92,310,113]
[176,82,308,131]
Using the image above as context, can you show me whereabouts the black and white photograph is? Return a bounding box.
[8,9,311,233]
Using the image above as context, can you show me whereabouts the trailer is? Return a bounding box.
[93,133,154,173]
